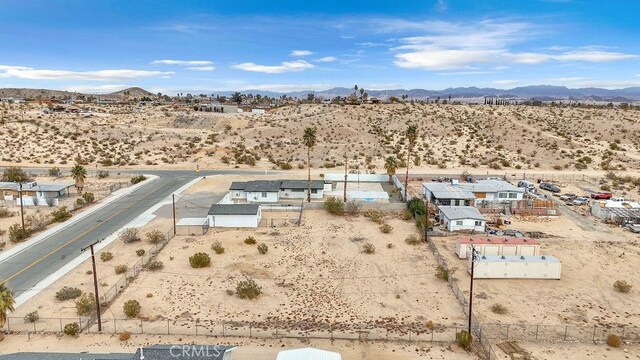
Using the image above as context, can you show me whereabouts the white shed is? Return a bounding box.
[468,255,561,279]
[277,347,342,360]
[208,204,261,228]
[455,236,540,259]
[438,206,486,232]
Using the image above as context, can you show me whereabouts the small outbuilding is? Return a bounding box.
[455,236,540,259]
[438,206,486,232]
[276,347,342,360]
[469,255,561,279]
[208,204,261,228]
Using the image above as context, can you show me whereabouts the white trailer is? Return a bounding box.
[468,255,561,280]
[455,236,540,259]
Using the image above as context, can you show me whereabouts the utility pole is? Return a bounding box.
[423,197,430,243]
[343,151,348,202]
[81,239,103,332]
[172,194,177,235]
[468,246,477,334]
[18,183,25,233]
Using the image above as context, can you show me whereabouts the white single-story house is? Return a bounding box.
[229,180,331,203]
[438,206,486,232]
[208,204,261,228]
[423,182,476,206]
[277,347,342,360]
[457,180,524,204]
[0,181,74,206]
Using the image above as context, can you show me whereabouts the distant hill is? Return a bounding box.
[0,88,82,99]
[109,87,154,97]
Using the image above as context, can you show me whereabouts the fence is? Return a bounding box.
[323,173,389,182]
[176,224,209,236]
[482,323,640,344]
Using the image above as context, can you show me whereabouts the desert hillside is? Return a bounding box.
[0,102,639,173]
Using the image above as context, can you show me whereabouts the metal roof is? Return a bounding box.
[229,181,246,190]
[230,180,326,192]
[457,180,524,194]
[438,206,486,221]
[0,182,74,192]
[280,180,325,190]
[477,255,560,263]
[457,236,539,246]
[208,203,260,215]
[423,182,476,199]
[243,180,282,192]
[277,347,342,360]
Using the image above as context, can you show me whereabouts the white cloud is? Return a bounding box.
[0,65,173,81]
[185,66,216,71]
[555,50,637,62]
[240,83,335,92]
[152,60,213,66]
[290,50,313,57]
[435,0,447,11]
[315,56,337,63]
[232,60,314,74]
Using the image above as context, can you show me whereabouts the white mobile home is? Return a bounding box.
[438,206,486,232]
[229,179,330,203]
[455,236,540,259]
[208,204,261,228]
[457,180,525,204]
[279,180,331,200]
[469,255,561,279]
[422,182,476,206]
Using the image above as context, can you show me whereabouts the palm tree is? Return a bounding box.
[70,164,87,195]
[302,127,317,202]
[403,125,418,201]
[384,157,398,184]
[0,282,15,342]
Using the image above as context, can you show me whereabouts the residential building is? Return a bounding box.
[229,180,331,203]
[457,180,525,203]
[591,200,640,224]
[455,236,540,259]
[0,181,74,206]
[438,206,486,232]
[422,182,476,206]
[468,255,561,280]
[208,204,262,228]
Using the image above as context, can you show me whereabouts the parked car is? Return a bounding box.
[570,197,590,206]
[540,182,561,193]
[625,224,640,233]
[590,192,613,200]
[611,197,625,202]
[560,193,577,201]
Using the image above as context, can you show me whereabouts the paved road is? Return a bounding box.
[0,169,264,297]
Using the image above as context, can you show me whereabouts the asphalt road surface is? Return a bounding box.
[0,169,263,297]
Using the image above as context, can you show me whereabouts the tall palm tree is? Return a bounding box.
[70,164,87,195]
[0,282,15,342]
[384,156,398,184]
[403,125,418,201]
[302,127,317,202]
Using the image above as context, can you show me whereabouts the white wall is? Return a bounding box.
[246,191,279,203]
[231,190,246,199]
[323,173,389,182]
[476,191,523,204]
[456,242,540,259]
[443,216,485,232]
[208,213,260,228]
[469,257,562,279]
[279,189,323,199]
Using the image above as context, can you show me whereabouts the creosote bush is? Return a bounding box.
[118,331,131,341]
[613,280,632,293]
[145,259,164,271]
[100,252,113,262]
[435,265,450,281]
[63,322,80,336]
[405,234,421,245]
[362,242,376,254]
[24,310,39,323]
[345,200,362,216]
[120,228,141,243]
[379,223,393,233]
[9,224,30,243]
[136,249,145,257]
[131,175,147,184]
[606,334,622,348]
[189,252,211,268]
[146,229,165,244]
[456,330,473,350]
[491,303,508,315]
[212,241,225,254]
[364,209,384,224]
[236,278,262,299]
[56,286,82,301]
[82,192,95,204]
[323,197,344,215]
[244,236,257,245]
[115,264,128,274]
[51,206,72,223]
[75,293,96,316]
[123,299,141,318]
[257,243,268,254]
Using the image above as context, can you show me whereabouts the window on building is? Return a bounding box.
[261,192,267,198]
[474,220,483,226]
[292,189,304,193]
[508,192,518,199]
[455,220,463,226]
[498,193,508,198]
[311,189,318,194]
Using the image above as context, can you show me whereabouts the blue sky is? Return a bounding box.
[1,0,639,94]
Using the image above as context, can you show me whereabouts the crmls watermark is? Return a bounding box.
[138,345,225,358]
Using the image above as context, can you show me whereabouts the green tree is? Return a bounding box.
[302,127,317,202]
[384,157,398,184]
[403,125,418,201]
[70,164,87,194]
[0,282,15,342]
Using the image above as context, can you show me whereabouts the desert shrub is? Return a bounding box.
[426,320,435,330]
[2,166,28,182]
[257,243,268,254]
[100,252,113,262]
[63,322,80,336]
[8,224,29,243]
[401,210,413,221]
[405,234,422,245]
[362,242,376,254]
[435,265,450,281]
[118,331,131,341]
[75,293,96,316]
[345,200,361,216]
[123,299,141,318]
[606,334,622,348]
[131,175,147,184]
[76,198,85,207]
[613,280,632,293]
[491,303,508,314]
[120,228,141,243]
[56,286,82,301]
[135,249,145,256]
[407,197,426,216]
[387,243,394,249]
[115,264,128,274]
[324,197,344,215]
[189,252,211,268]
[97,170,110,179]
[48,167,62,177]
[211,241,225,254]
[145,259,164,271]
[145,229,165,244]
[24,310,39,323]
[456,330,473,350]
[51,206,72,223]
[0,207,14,218]
[244,236,257,245]
[82,192,95,204]
[26,212,49,231]
[379,223,393,233]
[236,278,262,299]
[364,209,384,224]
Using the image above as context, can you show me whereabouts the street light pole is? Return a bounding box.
[81,239,103,332]
[468,246,477,334]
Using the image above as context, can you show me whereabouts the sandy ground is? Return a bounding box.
[522,341,640,360]
[0,333,479,359]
